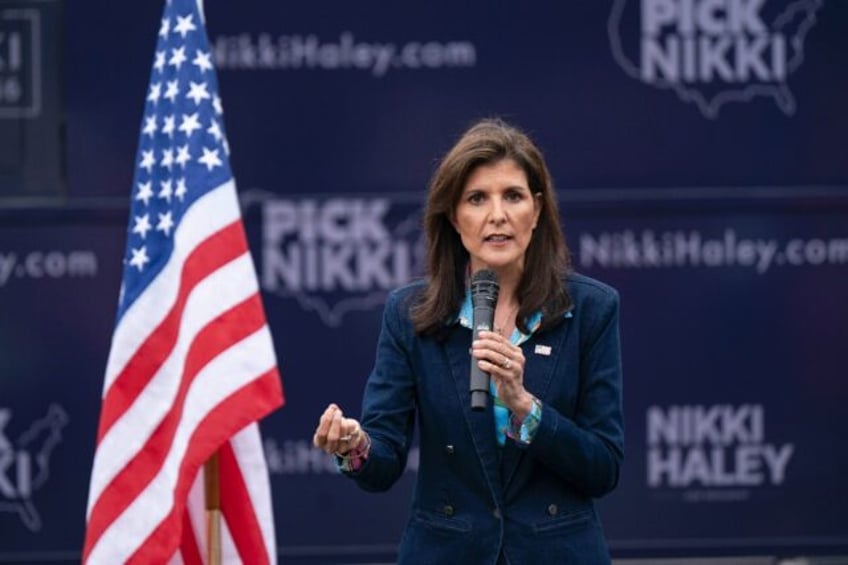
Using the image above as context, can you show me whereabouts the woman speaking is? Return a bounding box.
[313,118,624,564]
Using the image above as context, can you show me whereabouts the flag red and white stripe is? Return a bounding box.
[83,0,283,562]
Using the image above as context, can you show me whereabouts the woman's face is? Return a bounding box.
[452,159,541,277]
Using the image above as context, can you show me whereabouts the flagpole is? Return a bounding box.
[204,453,222,565]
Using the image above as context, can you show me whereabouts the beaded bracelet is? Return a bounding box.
[335,432,372,473]
[506,395,542,446]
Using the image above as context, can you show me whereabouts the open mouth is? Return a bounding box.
[484,234,512,242]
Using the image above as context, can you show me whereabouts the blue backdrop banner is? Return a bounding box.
[2,0,847,561]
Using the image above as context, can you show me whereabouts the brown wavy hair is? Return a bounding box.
[410,118,573,336]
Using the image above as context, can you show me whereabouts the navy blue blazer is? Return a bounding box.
[348,273,624,564]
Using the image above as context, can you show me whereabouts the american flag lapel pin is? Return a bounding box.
[534,344,552,356]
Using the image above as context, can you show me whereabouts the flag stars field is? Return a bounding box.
[126,7,232,280]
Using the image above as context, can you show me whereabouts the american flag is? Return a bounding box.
[83,0,284,562]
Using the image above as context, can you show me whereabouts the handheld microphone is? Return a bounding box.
[469,269,499,411]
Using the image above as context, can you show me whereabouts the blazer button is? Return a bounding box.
[443,505,455,517]
[445,444,455,454]
[547,504,558,516]
[492,507,502,520]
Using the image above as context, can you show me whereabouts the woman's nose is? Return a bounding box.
[489,198,506,223]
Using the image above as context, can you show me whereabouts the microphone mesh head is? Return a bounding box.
[470,269,499,305]
[471,269,498,286]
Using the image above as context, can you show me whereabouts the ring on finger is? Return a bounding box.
[503,357,512,370]
[340,427,359,443]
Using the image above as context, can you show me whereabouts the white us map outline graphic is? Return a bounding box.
[241,188,426,328]
[608,0,823,119]
[0,404,68,532]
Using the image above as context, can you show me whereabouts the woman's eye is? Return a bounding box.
[468,192,484,204]
[505,190,523,202]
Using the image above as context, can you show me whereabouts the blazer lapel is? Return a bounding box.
[442,324,503,501]
[500,320,572,490]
